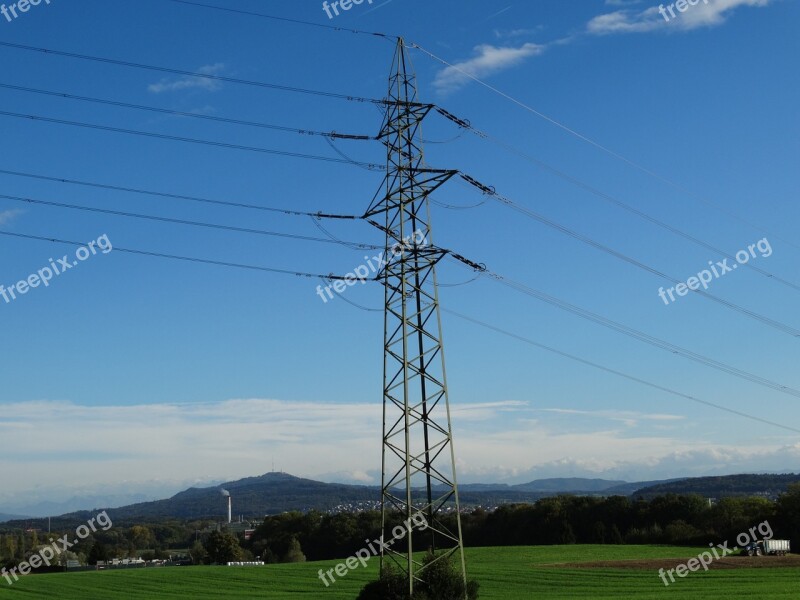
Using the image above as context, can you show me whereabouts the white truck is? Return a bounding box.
[743,539,791,556]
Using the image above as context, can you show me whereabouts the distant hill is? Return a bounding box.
[7,472,797,529]
[603,479,687,495]
[633,473,800,499]
[105,472,380,522]
[449,478,639,493]
[511,478,627,493]
[456,478,680,494]
[0,513,29,523]
[3,473,378,529]
[7,474,637,528]
[1,493,159,519]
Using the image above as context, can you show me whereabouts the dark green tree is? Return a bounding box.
[87,541,109,566]
[282,536,306,563]
[189,540,207,565]
[203,531,243,564]
[776,483,800,543]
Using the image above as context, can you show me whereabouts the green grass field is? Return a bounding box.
[0,545,797,599]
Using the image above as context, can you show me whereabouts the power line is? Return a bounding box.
[458,172,800,338]
[0,168,359,220]
[309,217,369,250]
[414,42,800,253]
[0,193,380,250]
[165,0,395,39]
[0,41,383,105]
[0,110,382,170]
[4,226,796,430]
[353,238,800,408]
[324,137,378,171]
[0,230,354,280]
[318,276,383,312]
[307,251,800,432]
[11,115,787,337]
[431,198,486,210]
[444,309,800,435]
[437,272,483,287]
[0,196,464,277]
[0,83,375,140]
[471,268,800,399]
[414,42,661,175]
[308,268,799,433]
[436,107,800,293]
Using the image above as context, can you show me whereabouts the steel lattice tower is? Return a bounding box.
[364,38,467,596]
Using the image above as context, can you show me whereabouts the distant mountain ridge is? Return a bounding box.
[511,478,627,492]
[2,493,159,519]
[633,473,800,498]
[0,513,30,523]
[449,477,673,494]
[4,474,667,528]
[6,472,798,529]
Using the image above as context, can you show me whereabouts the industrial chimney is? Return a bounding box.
[221,489,231,524]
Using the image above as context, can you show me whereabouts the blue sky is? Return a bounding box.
[1,0,799,511]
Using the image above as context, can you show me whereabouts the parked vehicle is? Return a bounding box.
[742,539,791,556]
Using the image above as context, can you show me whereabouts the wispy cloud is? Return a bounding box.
[493,26,544,40]
[539,408,686,427]
[433,42,545,94]
[0,209,23,226]
[0,396,794,503]
[148,63,226,94]
[588,0,776,35]
[432,0,776,95]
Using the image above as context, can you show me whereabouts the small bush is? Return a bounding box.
[356,552,479,600]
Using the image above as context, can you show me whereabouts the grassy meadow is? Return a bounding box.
[0,545,797,599]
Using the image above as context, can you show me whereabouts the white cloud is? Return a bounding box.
[508,445,800,483]
[0,209,23,226]
[587,6,666,33]
[433,42,545,94]
[148,63,226,94]
[588,0,775,34]
[0,398,520,502]
[0,396,794,508]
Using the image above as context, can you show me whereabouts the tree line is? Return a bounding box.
[3,485,800,569]
[246,484,800,561]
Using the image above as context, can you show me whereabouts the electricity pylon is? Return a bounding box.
[365,37,467,596]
